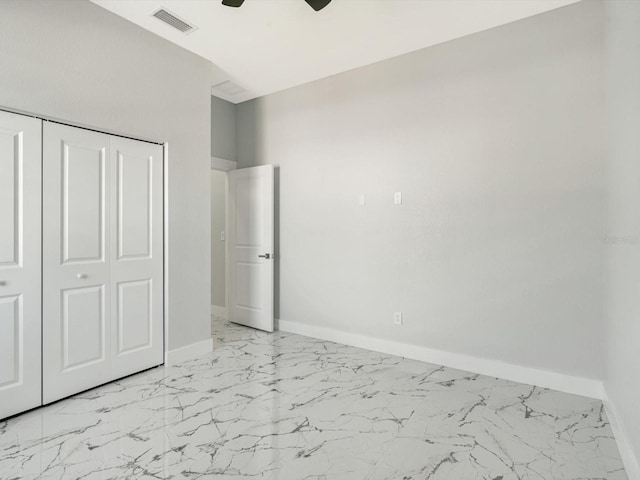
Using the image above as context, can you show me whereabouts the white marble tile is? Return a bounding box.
[0,317,627,479]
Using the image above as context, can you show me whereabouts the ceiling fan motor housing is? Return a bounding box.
[222,0,332,11]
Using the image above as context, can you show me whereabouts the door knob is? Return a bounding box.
[77,273,88,279]
[258,253,271,259]
[0,281,6,286]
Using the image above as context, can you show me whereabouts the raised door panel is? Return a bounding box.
[0,295,21,389]
[0,111,42,420]
[61,286,106,370]
[117,152,152,260]
[43,122,111,404]
[235,262,264,312]
[0,128,20,267]
[117,280,152,354]
[235,178,264,247]
[110,137,163,378]
[62,143,105,263]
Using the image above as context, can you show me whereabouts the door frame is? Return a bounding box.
[211,156,237,321]
[163,143,169,363]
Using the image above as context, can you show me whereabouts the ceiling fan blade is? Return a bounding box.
[304,0,332,11]
[222,0,245,7]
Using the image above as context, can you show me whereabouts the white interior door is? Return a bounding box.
[0,110,42,419]
[43,123,111,403]
[228,165,274,332]
[109,136,163,379]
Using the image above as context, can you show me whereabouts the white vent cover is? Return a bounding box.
[151,8,196,34]
[212,80,247,96]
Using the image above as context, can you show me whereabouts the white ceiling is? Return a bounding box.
[92,0,579,104]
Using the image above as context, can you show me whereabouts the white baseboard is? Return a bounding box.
[165,338,213,366]
[603,390,640,480]
[211,304,227,319]
[278,319,603,400]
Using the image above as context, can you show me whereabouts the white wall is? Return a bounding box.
[603,0,640,475]
[237,0,605,380]
[211,171,227,307]
[211,95,237,161]
[0,0,212,350]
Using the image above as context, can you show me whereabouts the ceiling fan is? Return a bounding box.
[222,0,332,12]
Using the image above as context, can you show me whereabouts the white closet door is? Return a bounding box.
[43,123,111,404]
[0,111,42,419]
[109,137,163,378]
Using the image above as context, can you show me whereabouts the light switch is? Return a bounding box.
[359,194,366,206]
[220,231,225,241]
[394,192,402,205]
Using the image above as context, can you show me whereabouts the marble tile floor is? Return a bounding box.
[0,317,627,480]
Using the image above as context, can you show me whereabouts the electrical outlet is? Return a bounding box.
[394,312,403,325]
[394,192,402,205]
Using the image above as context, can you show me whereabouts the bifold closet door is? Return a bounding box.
[43,123,163,404]
[109,136,163,379]
[43,124,112,403]
[0,111,42,419]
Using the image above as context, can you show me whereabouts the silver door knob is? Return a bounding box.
[77,273,87,279]
[258,253,271,259]
[0,281,6,286]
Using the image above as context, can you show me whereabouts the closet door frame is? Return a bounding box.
[0,106,168,414]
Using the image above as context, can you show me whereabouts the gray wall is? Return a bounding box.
[0,0,212,350]
[211,96,237,161]
[603,0,640,471]
[237,0,605,379]
[211,171,226,307]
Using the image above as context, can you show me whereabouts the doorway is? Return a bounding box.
[211,168,228,336]
[210,160,276,340]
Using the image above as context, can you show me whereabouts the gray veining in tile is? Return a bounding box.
[0,317,627,479]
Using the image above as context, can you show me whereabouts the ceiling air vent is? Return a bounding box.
[212,80,247,97]
[151,8,197,34]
